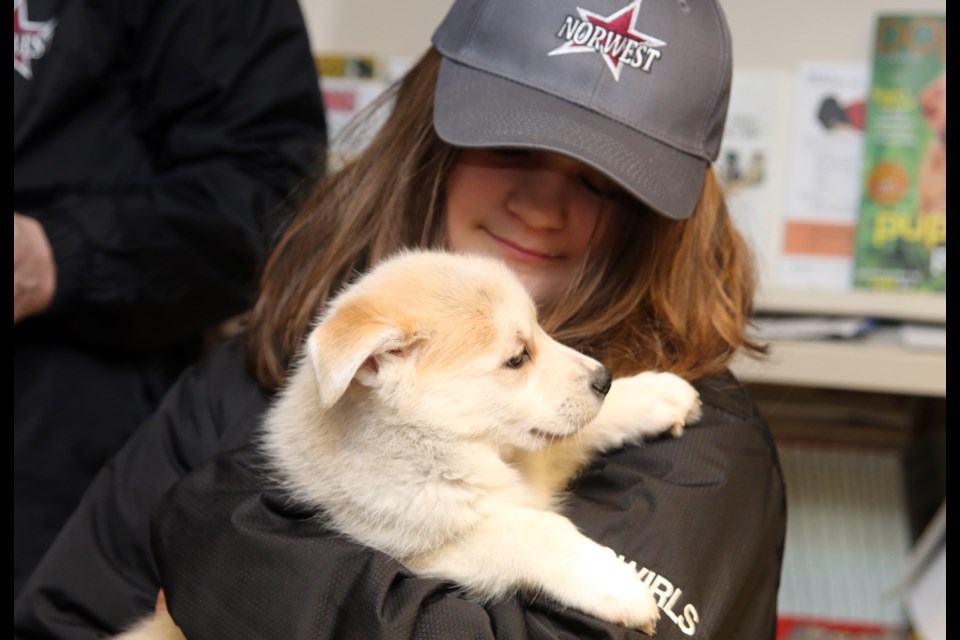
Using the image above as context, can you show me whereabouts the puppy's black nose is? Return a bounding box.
[591,366,612,398]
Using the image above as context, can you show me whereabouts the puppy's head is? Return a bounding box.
[304,250,610,449]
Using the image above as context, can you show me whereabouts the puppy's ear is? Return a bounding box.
[306,313,409,409]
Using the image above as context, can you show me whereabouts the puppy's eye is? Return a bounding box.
[504,348,530,369]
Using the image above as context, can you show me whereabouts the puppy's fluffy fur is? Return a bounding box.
[119,250,702,638]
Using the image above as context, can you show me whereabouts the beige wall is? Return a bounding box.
[299,0,945,68]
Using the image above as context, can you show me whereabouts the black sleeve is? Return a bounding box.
[149,373,786,640]
[562,373,786,639]
[12,340,267,640]
[35,0,326,351]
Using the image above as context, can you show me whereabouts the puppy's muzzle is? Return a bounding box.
[591,366,613,398]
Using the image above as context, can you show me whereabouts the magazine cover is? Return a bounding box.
[853,15,946,292]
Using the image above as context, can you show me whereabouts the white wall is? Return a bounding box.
[299,0,946,68]
[722,0,945,67]
[299,0,450,60]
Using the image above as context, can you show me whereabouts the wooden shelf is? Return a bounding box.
[732,336,946,398]
[755,288,946,324]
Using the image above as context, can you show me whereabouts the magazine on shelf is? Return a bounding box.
[853,15,946,292]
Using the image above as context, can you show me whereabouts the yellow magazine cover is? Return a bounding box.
[853,15,946,291]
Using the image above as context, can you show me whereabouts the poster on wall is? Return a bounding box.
[778,62,869,292]
[717,69,791,290]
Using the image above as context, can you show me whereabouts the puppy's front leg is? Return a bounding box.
[407,509,660,633]
[585,372,701,452]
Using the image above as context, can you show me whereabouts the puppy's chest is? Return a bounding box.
[386,443,540,508]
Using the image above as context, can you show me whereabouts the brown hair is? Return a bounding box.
[246,48,764,389]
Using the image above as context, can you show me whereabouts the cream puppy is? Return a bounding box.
[119,250,701,638]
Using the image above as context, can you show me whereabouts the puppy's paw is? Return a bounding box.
[578,547,660,633]
[651,372,701,436]
[587,372,702,452]
[549,546,659,632]
[623,372,701,438]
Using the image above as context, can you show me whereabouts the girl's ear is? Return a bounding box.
[306,309,409,409]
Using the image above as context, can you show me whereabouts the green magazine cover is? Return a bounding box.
[853,15,946,291]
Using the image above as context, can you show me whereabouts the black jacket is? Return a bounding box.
[14,339,786,640]
[14,0,326,347]
[13,0,326,596]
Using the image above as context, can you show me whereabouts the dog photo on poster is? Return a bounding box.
[853,15,946,292]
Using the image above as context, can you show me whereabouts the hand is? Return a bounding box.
[155,589,168,613]
[13,213,56,324]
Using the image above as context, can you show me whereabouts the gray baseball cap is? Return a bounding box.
[432,0,732,220]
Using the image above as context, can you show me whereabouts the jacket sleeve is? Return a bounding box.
[562,373,787,639]
[149,373,786,640]
[12,340,267,640]
[33,0,326,351]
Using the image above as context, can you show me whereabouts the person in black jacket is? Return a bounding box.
[14,0,786,638]
[13,0,326,597]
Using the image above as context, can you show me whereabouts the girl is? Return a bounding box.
[14,0,785,638]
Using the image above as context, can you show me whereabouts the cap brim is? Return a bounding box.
[433,58,707,221]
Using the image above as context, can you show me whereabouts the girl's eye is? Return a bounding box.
[579,174,607,197]
[580,174,631,205]
[504,348,531,369]
[491,148,531,161]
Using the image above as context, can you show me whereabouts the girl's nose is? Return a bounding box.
[506,162,569,230]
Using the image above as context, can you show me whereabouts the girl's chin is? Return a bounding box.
[510,267,564,306]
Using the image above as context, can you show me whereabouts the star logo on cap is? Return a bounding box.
[14,0,57,80]
[550,0,666,81]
